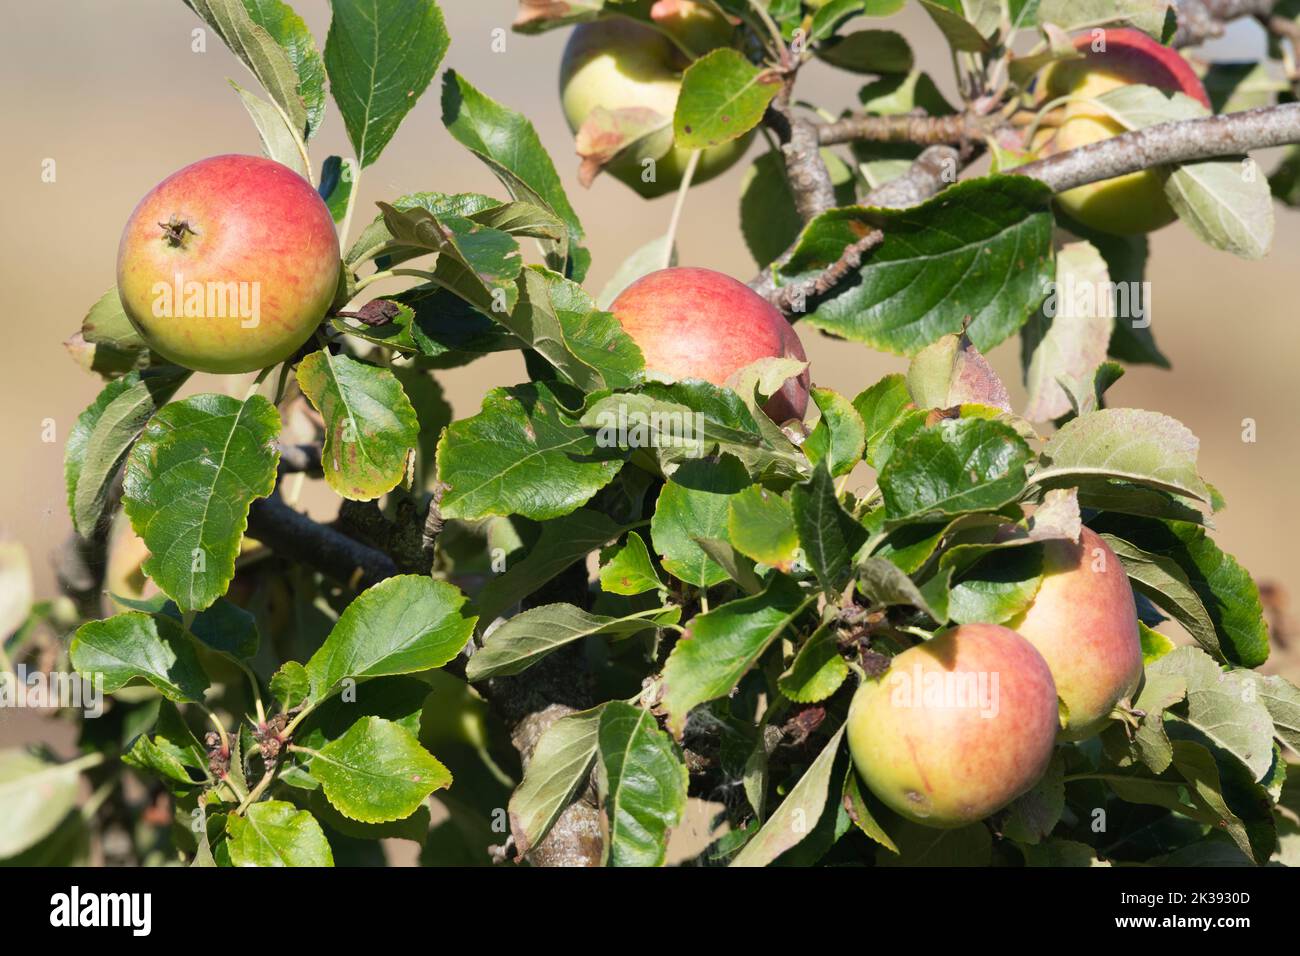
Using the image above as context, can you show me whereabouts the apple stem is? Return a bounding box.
[662,150,701,269]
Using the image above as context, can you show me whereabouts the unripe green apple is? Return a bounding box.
[847,623,1059,828]
[559,18,752,198]
[1007,527,1143,741]
[117,154,340,374]
[609,266,810,422]
[1036,29,1210,235]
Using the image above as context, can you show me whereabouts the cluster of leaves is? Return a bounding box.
[5,0,1296,866]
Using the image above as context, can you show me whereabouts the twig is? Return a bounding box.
[818,111,989,146]
[1013,102,1300,193]
[1173,0,1274,47]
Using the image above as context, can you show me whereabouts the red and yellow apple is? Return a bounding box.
[1035,28,1210,235]
[560,18,751,198]
[1008,527,1143,740]
[117,154,340,374]
[609,266,810,423]
[847,623,1059,828]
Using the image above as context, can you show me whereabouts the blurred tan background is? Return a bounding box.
[1,1,1296,671]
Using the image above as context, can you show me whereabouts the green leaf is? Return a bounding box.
[1149,647,1276,780]
[852,373,915,468]
[162,597,259,662]
[227,800,334,866]
[475,509,625,624]
[596,701,688,867]
[186,0,309,136]
[437,381,624,521]
[857,557,950,622]
[71,612,209,703]
[1101,533,1223,661]
[270,661,311,711]
[78,287,147,353]
[880,418,1031,522]
[1034,408,1209,503]
[804,388,866,477]
[0,751,88,858]
[1094,515,1269,667]
[674,48,782,149]
[728,485,800,571]
[324,0,448,167]
[1244,673,1300,756]
[377,202,523,314]
[441,70,587,279]
[651,456,751,587]
[661,577,810,737]
[122,700,209,789]
[920,0,997,51]
[792,462,868,593]
[731,725,845,867]
[1035,0,1172,37]
[305,575,477,703]
[504,267,645,391]
[947,545,1043,624]
[308,716,451,823]
[878,817,992,866]
[508,705,604,858]
[787,178,1055,355]
[466,604,679,680]
[907,332,1010,413]
[1021,241,1115,422]
[242,0,327,137]
[296,350,420,501]
[65,367,188,537]
[817,29,913,73]
[122,393,280,612]
[599,531,664,595]
[779,623,849,703]
[843,767,900,853]
[229,80,311,178]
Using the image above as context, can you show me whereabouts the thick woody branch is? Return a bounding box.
[1013,103,1300,193]
[246,493,397,588]
[765,97,836,222]
[1173,0,1274,47]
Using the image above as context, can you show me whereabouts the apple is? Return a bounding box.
[117,154,340,374]
[1007,527,1143,740]
[560,18,751,198]
[649,0,733,55]
[847,623,1059,828]
[609,266,810,422]
[1035,28,1210,235]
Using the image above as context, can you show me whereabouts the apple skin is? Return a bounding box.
[117,154,340,374]
[560,18,752,198]
[1007,527,1143,741]
[847,623,1059,828]
[1037,29,1210,235]
[609,266,810,422]
[649,0,733,55]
